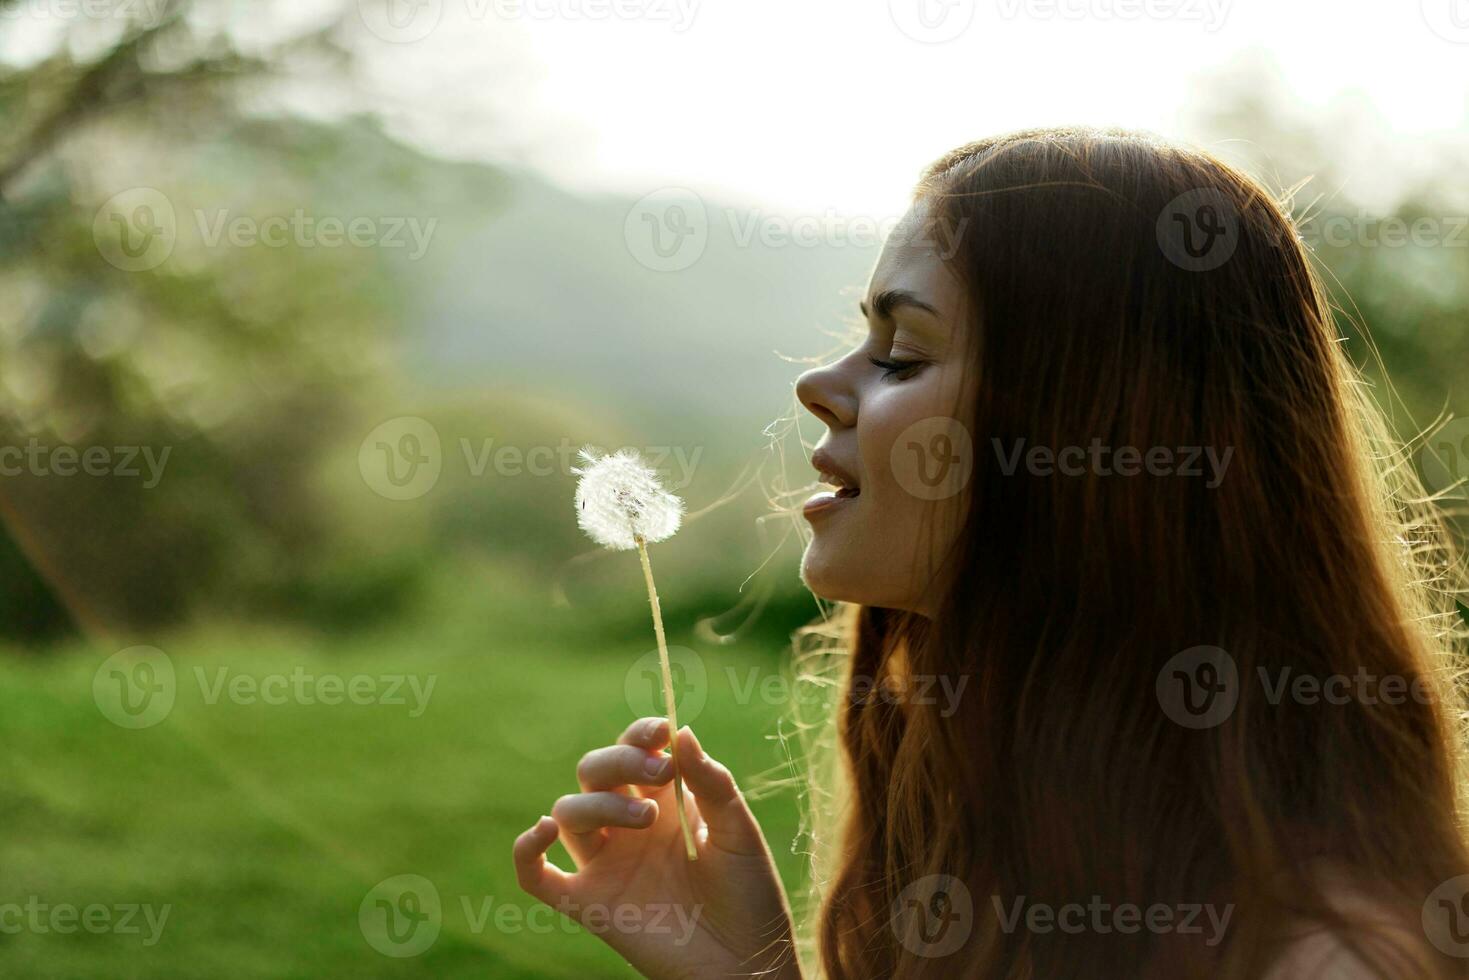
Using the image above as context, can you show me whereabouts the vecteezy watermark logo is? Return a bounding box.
[193,667,436,717]
[1156,645,1238,730]
[93,188,176,272]
[992,895,1233,945]
[891,874,974,957]
[1157,188,1238,272]
[359,417,443,501]
[0,440,171,488]
[0,0,168,24]
[502,0,698,29]
[848,672,968,717]
[1425,875,1469,957]
[94,190,435,267]
[460,439,701,489]
[990,439,1234,488]
[1157,647,1431,729]
[723,208,968,256]
[93,646,177,730]
[0,898,171,946]
[361,881,702,953]
[888,0,975,42]
[890,416,974,501]
[1422,0,1469,43]
[623,188,709,272]
[95,653,437,728]
[718,666,969,717]
[1293,211,1469,250]
[994,0,1230,31]
[360,874,443,957]
[192,210,437,260]
[358,0,697,40]
[525,897,702,942]
[358,0,444,42]
[1419,417,1469,505]
[358,428,703,500]
[624,646,708,726]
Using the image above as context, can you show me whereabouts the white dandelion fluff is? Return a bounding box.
[574,448,683,551]
[571,445,698,861]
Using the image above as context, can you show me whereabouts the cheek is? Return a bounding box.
[859,381,959,511]
[858,375,974,567]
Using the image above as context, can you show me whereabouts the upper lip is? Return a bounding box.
[810,447,860,491]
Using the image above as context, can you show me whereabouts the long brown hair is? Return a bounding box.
[798,128,1469,978]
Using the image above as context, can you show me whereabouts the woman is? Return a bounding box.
[512,128,1469,978]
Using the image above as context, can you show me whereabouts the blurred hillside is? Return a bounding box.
[415,167,874,434]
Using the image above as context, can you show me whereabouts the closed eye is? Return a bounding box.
[868,355,926,381]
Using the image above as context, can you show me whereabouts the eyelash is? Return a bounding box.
[868,355,925,381]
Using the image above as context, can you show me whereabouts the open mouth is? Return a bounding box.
[805,449,861,517]
[803,486,858,518]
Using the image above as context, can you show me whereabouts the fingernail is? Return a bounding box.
[644,755,669,778]
[628,799,652,819]
[681,726,702,758]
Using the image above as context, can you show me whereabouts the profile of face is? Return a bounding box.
[795,203,973,615]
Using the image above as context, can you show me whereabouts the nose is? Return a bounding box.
[796,361,857,429]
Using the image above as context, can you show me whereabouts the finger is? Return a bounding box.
[675,727,764,856]
[513,816,575,906]
[578,744,674,792]
[617,716,674,751]
[552,791,658,864]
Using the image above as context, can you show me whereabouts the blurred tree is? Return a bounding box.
[0,0,504,641]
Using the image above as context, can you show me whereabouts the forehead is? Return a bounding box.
[866,203,964,311]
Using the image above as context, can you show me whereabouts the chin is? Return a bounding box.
[799,542,853,603]
[800,540,939,614]
[800,540,886,606]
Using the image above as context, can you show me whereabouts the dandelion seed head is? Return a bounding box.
[573,447,683,550]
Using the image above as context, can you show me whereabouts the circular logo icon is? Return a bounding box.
[359,417,442,501]
[93,646,176,729]
[93,188,176,272]
[888,0,975,42]
[1156,188,1239,272]
[623,188,708,272]
[359,874,442,957]
[1156,645,1239,729]
[1422,0,1469,43]
[891,874,973,958]
[623,646,708,727]
[1424,874,1469,957]
[890,416,974,501]
[1419,417,1469,505]
[357,0,443,43]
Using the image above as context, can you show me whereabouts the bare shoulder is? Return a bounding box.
[1263,869,1440,980]
[1264,928,1385,979]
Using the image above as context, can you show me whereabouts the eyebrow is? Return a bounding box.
[859,289,940,320]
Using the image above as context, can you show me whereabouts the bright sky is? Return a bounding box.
[6,0,1469,215]
[350,0,1469,216]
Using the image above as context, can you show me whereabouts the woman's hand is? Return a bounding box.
[512,718,802,980]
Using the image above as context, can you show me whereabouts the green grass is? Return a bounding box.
[0,611,812,978]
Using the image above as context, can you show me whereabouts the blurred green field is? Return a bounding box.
[0,589,814,979]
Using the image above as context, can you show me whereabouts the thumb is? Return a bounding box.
[675,726,764,856]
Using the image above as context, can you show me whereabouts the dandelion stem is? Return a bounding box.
[634,535,698,862]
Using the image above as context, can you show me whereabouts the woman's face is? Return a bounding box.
[795,203,973,615]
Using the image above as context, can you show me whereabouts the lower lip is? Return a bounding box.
[803,489,859,519]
